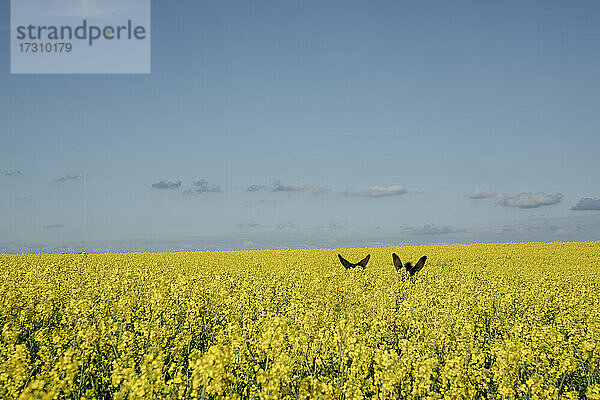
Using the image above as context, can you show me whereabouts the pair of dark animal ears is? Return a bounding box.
[337,253,427,276]
[337,254,371,269]
[393,253,427,276]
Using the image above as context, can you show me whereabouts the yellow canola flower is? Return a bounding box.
[0,242,598,398]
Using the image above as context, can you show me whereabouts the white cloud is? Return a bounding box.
[571,198,600,211]
[271,181,312,192]
[496,192,563,209]
[269,181,329,194]
[55,174,87,183]
[184,180,222,194]
[341,185,407,198]
[467,187,496,199]
[362,185,407,198]
[4,169,23,177]
[151,180,182,190]
[247,184,268,192]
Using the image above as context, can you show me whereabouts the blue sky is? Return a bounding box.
[1,0,599,253]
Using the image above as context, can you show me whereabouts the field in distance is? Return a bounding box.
[1,242,599,399]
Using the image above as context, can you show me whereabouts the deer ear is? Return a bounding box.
[338,254,352,269]
[414,256,427,273]
[392,253,402,271]
[358,254,370,268]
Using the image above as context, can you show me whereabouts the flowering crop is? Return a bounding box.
[1,242,599,399]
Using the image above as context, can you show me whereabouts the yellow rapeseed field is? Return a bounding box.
[1,242,599,399]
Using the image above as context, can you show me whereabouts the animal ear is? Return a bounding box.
[392,253,403,271]
[414,255,427,273]
[338,254,352,269]
[358,254,370,268]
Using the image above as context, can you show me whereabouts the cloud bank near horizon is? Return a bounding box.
[571,198,600,211]
[468,187,563,209]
